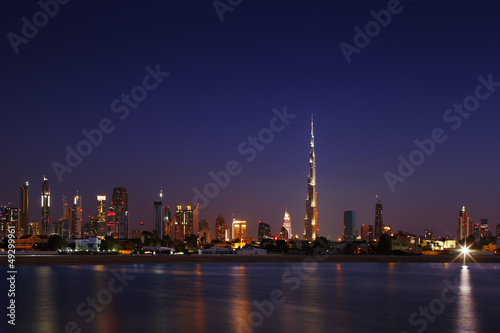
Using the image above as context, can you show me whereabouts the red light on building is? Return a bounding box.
[274,236,278,241]
[140,222,144,225]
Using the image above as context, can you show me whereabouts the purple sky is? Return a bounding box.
[1,0,499,240]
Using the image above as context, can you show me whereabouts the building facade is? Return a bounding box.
[232,219,247,243]
[374,199,384,241]
[153,190,163,239]
[96,196,106,237]
[361,224,373,242]
[174,205,193,241]
[109,187,129,239]
[283,208,292,239]
[71,194,82,238]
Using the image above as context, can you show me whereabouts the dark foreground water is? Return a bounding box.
[2,262,499,333]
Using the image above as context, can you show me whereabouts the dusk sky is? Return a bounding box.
[1,0,499,240]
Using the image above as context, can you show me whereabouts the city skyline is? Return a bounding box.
[1,1,499,240]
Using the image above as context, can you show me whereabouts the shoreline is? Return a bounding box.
[3,254,500,266]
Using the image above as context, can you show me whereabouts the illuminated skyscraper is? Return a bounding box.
[153,189,163,239]
[20,182,29,235]
[304,115,318,241]
[60,195,71,239]
[343,211,356,241]
[96,196,106,237]
[41,177,50,235]
[71,193,82,238]
[283,208,292,239]
[110,187,129,239]
[215,213,226,242]
[232,218,247,243]
[174,205,193,241]
[374,196,384,240]
[258,221,271,242]
[457,204,471,241]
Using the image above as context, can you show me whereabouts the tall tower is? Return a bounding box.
[71,193,82,238]
[153,189,163,239]
[374,195,384,240]
[110,187,129,239]
[343,211,356,241]
[41,177,50,235]
[215,213,226,242]
[457,203,471,241]
[96,195,106,237]
[20,181,29,235]
[304,115,318,241]
[283,207,292,239]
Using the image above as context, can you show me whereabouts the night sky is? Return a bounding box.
[1,0,499,240]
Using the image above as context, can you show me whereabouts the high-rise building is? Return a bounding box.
[28,221,39,235]
[59,195,71,239]
[193,204,199,237]
[199,219,210,244]
[343,211,356,241]
[304,115,318,241]
[361,224,373,242]
[215,213,226,242]
[283,208,292,239]
[374,197,384,241]
[71,194,82,238]
[84,217,98,238]
[96,196,106,237]
[110,187,129,239]
[480,218,490,239]
[258,221,271,242]
[232,219,247,243]
[41,177,50,235]
[164,206,173,238]
[279,226,288,240]
[424,229,433,240]
[174,205,193,241]
[496,224,500,239]
[457,204,471,241]
[20,182,29,235]
[0,205,18,238]
[153,189,163,239]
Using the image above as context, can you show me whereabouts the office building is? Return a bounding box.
[96,196,106,237]
[153,189,163,239]
[258,221,271,242]
[174,205,193,241]
[110,187,129,239]
[232,219,247,243]
[374,196,384,240]
[215,213,226,242]
[71,193,82,238]
[199,219,210,244]
[343,211,356,241]
[457,204,471,241]
[361,224,373,242]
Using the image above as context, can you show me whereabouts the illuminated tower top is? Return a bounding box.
[283,207,292,239]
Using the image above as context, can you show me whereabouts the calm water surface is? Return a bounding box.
[2,262,499,333]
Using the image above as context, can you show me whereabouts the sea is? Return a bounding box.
[2,261,499,333]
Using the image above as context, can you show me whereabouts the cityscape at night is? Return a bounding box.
[1,1,500,332]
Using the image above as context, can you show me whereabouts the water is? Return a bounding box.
[2,262,499,333]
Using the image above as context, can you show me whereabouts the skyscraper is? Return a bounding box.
[283,208,292,239]
[60,194,71,239]
[304,115,318,241]
[71,193,82,238]
[20,181,29,235]
[174,205,193,241]
[164,206,173,238]
[153,189,163,239]
[199,219,210,244]
[232,218,247,243]
[374,196,384,241]
[457,204,471,241]
[41,177,50,235]
[343,211,356,241]
[258,221,271,242]
[215,213,226,242]
[96,196,106,237]
[111,187,129,239]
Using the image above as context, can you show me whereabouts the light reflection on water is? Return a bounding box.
[455,268,479,332]
[4,263,499,333]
